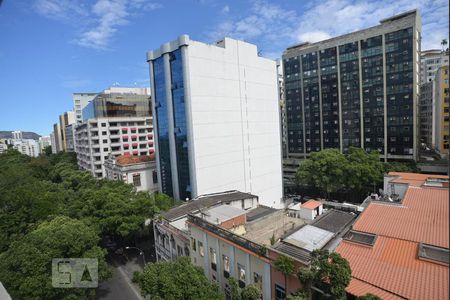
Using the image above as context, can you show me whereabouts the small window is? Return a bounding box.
[198,241,204,257]
[210,248,217,270]
[238,264,246,282]
[223,255,230,272]
[101,123,106,127]
[133,174,141,187]
[191,238,196,251]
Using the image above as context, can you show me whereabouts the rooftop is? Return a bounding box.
[336,172,449,300]
[313,209,355,233]
[116,154,155,166]
[283,225,334,252]
[387,172,449,187]
[196,205,245,225]
[162,190,257,221]
[302,199,322,210]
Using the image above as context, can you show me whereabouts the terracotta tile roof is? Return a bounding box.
[302,199,322,209]
[387,172,448,186]
[336,174,449,300]
[346,278,404,300]
[116,154,155,166]
[352,188,448,248]
[338,236,449,300]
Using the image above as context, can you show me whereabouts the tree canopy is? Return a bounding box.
[296,147,418,199]
[135,256,223,300]
[0,216,110,300]
[0,149,175,298]
[298,249,351,300]
[273,254,296,295]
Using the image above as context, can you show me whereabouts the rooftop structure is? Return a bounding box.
[336,172,449,299]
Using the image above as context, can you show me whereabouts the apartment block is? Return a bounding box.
[282,10,421,163]
[59,111,76,152]
[52,122,63,153]
[75,87,154,178]
[420,49,449,84]
[435,65,450,155]
[73,92,97,124]
[13,139,40,157]
[147,35,283,207]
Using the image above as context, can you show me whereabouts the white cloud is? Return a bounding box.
[208,0,449,57]
[221,5,230,13]
[33,0,163,50]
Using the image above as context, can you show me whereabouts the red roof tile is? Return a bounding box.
[336,174,449,300]
[302,199,322,209]
[116,154,155,166]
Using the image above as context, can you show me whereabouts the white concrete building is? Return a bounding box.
[38,136,51,152]
[104,154,158,193]
[0,143,8,154]
[75,87,154,178]
[11,131,23,140]
[147,35,283,208]
[420,49,449,84]
[13,139,40,157]
[73,93,97,124]
[50,133,57,154]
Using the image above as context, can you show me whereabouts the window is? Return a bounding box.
[253,272,262,288]
[191,238,196,251]
[210,248,217,270]
[133,174,141,187]
[101,123,106,127]
[198,241,204,257]
[238,264,246,285]
[275,284,286,300]
[223,255,230,277]
[103,139,107,143]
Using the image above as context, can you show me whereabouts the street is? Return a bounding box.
[96,252,145,300]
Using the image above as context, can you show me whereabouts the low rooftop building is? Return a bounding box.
[337,172,449,300]
[104,154,158,193]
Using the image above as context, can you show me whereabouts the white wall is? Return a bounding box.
[124,168,158,193]
[187,38,283,208]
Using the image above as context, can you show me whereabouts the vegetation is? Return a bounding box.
[298,250,351,300]
[135,257,223,300]
[296,147,419,199]
[228,278,262,300]
[0,149,174,299]
[273,254,296,295]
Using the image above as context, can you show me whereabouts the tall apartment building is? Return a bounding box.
[52,122,63,152]
[420,49,449,84]
[435,66,449,155]
[75,87,154,178]
[13,139,40,157]
[282,10,421,163]
[59,111,76,151]
[11,131,23,140]
[419,50,449,149]
[38,136,51,152]
[73,92,97,124]
[50,132,57,154]
[147,36,283,207]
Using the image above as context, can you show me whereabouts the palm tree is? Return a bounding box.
[442,39,448,52]
[273,255,296,298]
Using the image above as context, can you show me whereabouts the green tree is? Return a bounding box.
[228,277,261,300]
[136,257,223,300]
[296,149,347,200]
[384,161,420,173]
[358,293,382,300]
[286,290,307,300]
[297,250,351,300]
[0,216,110,300]
[273,254,296,296]
[43,145,53,156]
[345,148,384,193]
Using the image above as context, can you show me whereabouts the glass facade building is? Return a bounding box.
[149,46,191,200]
[282,10,420,161]
[82,93,151,121]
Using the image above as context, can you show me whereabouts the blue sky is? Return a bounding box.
[0,0,448,136]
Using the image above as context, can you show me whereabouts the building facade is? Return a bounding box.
[38,136,51,152]
[50,132,57,154]
[52,122,63,153]
[13,139,40,157]
[435,65,449,155]
[283,10,421,162]
[75,87,154,178]
[419,81,434,147]
[11,131,22,140]
[147,35,283,207]
[420,49,449,84]
[73,92,97,124]
[104,154,158,193]
[59,111,76,152]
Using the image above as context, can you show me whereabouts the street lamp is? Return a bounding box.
[125,246,146,266]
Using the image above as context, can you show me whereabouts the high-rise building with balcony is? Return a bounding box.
[435,65,449,156]
[420,49,449,84]
[282,10,421,165]
[147,36,283,207]
[74,87,154,178]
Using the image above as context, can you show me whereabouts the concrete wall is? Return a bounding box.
[187,38,283,208]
